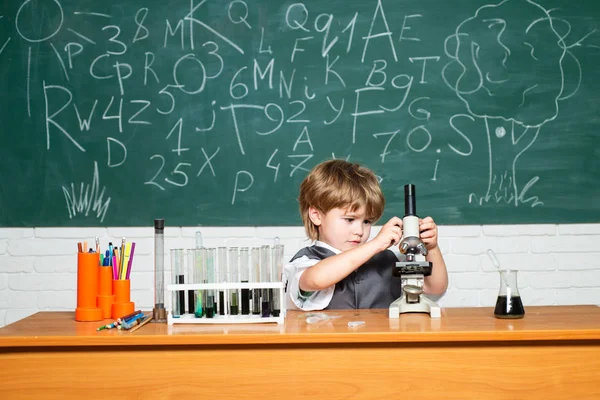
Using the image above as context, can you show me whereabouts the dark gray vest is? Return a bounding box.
[290,246,404,309]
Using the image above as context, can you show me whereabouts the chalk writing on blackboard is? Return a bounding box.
[443,0,593,207]
[2,0,598,226]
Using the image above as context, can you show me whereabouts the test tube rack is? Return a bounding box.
[166,281,285,325]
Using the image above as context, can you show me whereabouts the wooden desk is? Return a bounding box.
[1,306,599,399]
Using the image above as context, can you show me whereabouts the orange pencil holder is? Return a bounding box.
[75,252,103,322]
[96,266,115,319]
[111,279,135,319]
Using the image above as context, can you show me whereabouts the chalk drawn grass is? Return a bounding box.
[62,161,111,222]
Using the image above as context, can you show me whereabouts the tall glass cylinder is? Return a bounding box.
[260,245,271,317]
[251,247,261,315]
[170,248,185,317]
[240,247,250,315]
[217,247,227,316]
[153,219,166,322]
[271,244,284,317]
[229,247,239,315]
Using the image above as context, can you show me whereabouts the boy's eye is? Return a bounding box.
[344,218,354,222]
[364,220,372,225]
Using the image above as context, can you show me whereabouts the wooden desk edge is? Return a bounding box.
[2,306,600,348]
[2,330,600,348]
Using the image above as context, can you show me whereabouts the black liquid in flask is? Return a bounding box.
[494,269,525,319]
[494,295,525,318]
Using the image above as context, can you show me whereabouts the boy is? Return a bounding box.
[284,159,448,311]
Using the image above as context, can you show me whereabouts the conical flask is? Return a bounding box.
[493,270,525,319]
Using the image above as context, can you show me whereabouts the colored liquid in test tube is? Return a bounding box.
[229,247,239,315]
[251,247,261,315]
[217,247,227,316]
[171,249,185,317]
[187,231,202,315]
[271,244,284,317]
[260,245,271,317]
[189,248,204,318]
[204,248,216,318]
[187,252,195,315]
[240,247,250,315]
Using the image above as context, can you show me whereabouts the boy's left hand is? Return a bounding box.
[419,216,439,251]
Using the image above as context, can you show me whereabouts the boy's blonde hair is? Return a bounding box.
[298,159,385,240]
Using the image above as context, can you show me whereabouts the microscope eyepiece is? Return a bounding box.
[404,184,416,217]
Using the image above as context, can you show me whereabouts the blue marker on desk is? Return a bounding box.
[120,315,147,330]
[124,313,144,324]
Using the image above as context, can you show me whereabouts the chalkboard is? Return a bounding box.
[1,0,599,227]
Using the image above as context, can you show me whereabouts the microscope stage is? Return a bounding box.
[393,262,432,277]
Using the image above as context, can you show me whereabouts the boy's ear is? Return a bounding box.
[308,207,322,226]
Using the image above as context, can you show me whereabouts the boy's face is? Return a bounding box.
[310,206,373,252]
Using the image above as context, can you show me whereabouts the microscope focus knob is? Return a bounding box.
[399,241,410,254]
[417,242,428,256]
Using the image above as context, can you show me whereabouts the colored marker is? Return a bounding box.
[124,313,145,325]
[117,310,142,323]
[119,316,146,330]
[125,242,136,280]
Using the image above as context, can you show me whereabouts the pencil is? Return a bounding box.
[129,315,153,333]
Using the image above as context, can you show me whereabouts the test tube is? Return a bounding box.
[251,247,261,315]
[171,249,185,317]
[271,244,284,317]
[217,247,228,316]
[195,231,203,249]
[240,247,250,315]
[189,248,204,317]
[194,231,205,317]
[186,250,196,314]
[260,245,271,317]
[153,219,167,322]
[229,247,239,315]
[204,248,216,318]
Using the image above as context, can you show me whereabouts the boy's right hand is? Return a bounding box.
[371,217,403,252]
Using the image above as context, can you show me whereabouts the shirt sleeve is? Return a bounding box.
[283,255,335,311]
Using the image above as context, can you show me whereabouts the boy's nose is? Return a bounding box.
[353,224,364,236]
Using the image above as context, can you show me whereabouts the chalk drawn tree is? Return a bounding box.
[442,0,594,207]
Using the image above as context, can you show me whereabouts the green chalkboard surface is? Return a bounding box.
[1,0,599,227]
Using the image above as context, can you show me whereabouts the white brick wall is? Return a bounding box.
[0,224,599,328]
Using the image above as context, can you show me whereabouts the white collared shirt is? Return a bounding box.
[283,241,338,311]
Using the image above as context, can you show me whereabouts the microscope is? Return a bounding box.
[389,184,441,319]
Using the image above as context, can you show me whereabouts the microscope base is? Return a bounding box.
[389,295,441,319]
